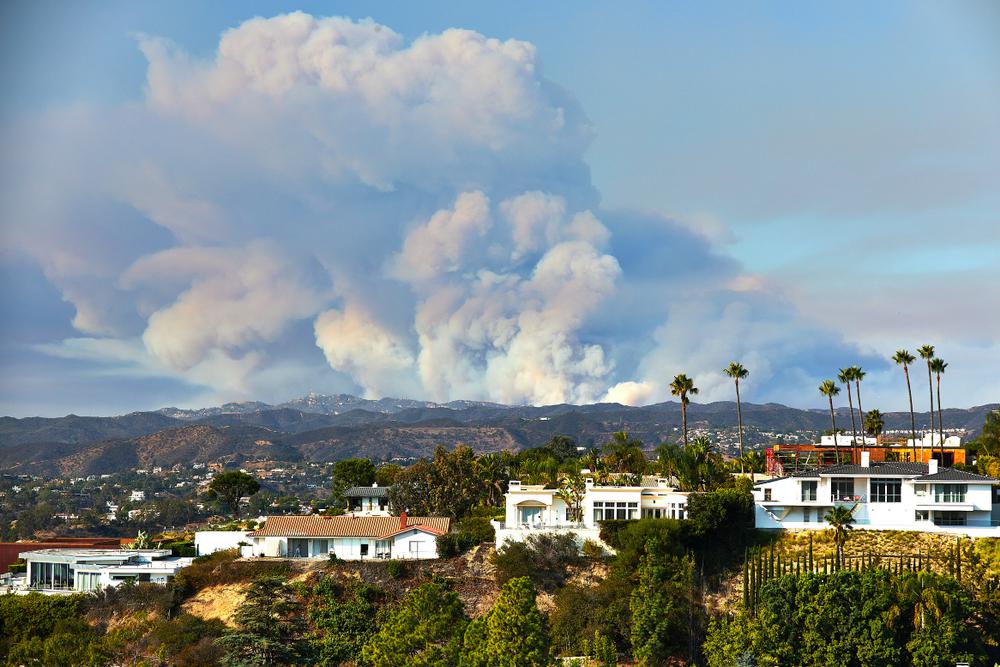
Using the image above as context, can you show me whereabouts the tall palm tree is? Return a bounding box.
[864,409,885,437]
[819,379,842,463]
[823,503,856,567]
[851,366,867,442]
[724,362,750,472]
[918,344,936,442]
[670,373,699,447]
[837,368,859,464]
[931,358,948,462]
[893,349,917,449]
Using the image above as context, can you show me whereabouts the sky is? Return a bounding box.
[1,1,998,417]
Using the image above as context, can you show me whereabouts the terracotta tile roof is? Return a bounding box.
[249,515,450,538]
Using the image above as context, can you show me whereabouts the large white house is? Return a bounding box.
[248,514,451,560]
[493,476,690,550]
[14,548,192,594]
[753,453,1000,537]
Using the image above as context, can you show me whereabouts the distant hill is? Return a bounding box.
[1,394,995,475]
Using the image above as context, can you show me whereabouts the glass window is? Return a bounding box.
[915,510,929,521]
[831,478,854,501]
[360,543,369,557]
[870,478,902,503]
[801,481,817,502]
[934,484,966,503]
[763,488,772,502]
[933,511,967,526]
[410,541,420,553]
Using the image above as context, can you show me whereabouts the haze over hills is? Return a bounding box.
[1,393,995,475]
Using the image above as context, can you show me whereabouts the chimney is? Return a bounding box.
[400,511,407,530]
[585,478,594,488]
[928,459,939,475]
[372,482,378,487]
[860,451,870,468]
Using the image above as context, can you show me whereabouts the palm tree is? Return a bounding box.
[851,366,867,442]
[556,473,586,523]
[823,503,856,567]
[740,450,765,474]
[819,379,842,463]
[931,358,948,461]
[893,349,917,448]
[838,368,859,464]
[670,373,699,447]
[724,362,750,472]
[864,409,885,437]
[918,344,936,442]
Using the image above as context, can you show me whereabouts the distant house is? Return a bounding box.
[248,513,450,560]
[16,548,193,594]
[493,476,690,550]
[343,483,390,515]
[753,453,1000,536]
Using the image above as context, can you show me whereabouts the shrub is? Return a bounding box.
[386,559,408,579]
[438,516,497,558]
[492,532,581,590]
[437,533,461,558]
[172,549,290,598]
[597,519,635,548]
[7,558,26,574]
[582,539,606,560]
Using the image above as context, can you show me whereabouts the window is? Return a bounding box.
[360,543,369,557]
[803,508,811,523]
[593,501,638,522]
[763,488,772,502]
[410,541,420,553]
[870,478,901,503]
[934,484,966,503]
[933,511,967,526]
[801,481,817,502]
[831,478,854,501]
[915,510,929,522]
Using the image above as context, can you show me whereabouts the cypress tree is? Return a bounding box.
[808,534,814,572]
[956,538,962,582]
[743,551,750,608]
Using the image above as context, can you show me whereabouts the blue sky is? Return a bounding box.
[1,1,998,416]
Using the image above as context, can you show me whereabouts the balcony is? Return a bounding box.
[506,521,587,531]
[833,494,866,504]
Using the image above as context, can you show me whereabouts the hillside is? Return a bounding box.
[1,394,995,474]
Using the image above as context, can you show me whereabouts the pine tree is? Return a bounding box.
[362,582,468,667]
[217,577,312,666]
[460,577,552,667]
[630,553,696,666]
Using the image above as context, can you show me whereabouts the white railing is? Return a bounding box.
[509,521,587,531]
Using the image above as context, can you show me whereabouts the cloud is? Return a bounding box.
[314,304,415,398]
[0,12,896,414]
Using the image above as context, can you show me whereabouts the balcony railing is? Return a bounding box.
[833,494,866,503]
[508,521,587,531]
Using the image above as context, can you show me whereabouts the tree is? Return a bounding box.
[477,451,514,507]
[603,431,646,475]
[208,471,260,519]
[822,503,856,566]
[556,473,586,523]
[670,374,699,447]
[460,577,553,667]
[430,445,484,518]
[864,409,885,437]
[917,344,936,442]
[310,580,380,665]
[630,549,696,666]
[362,582,468,667]
[388,460,436,515]
[818,380,842,463]
[838,367,859,463]
[930,357,948,462]
[893,349,918,447]
[374,463,402,487]
[331,458,376,506]
[216,577,312,666]
[851,365,867,442]
[724,362,750,473]
[545,435,579,462]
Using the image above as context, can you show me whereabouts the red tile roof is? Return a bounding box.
[249,515,450,538]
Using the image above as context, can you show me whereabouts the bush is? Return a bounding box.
[597,519,635,548]
[582,540,606,560]
[161,539,196,557]
[7,558,26,574]
[437,516,497,557]
[386,559,408,579]
[172,549,290,598]
[492,532,581,590]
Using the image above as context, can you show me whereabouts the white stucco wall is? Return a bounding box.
[195,531,252,556]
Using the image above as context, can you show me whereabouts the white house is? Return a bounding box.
[493,476,690,550]
[16,549,193,594]
[753,453,1000,537]
[248,513,451,560]
[343,484,390,516]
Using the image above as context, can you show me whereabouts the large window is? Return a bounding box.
[934,484,966,503]
[933,511,967,526]
[29,561,73,590]
[593,501,638,522]
[800,481,817,502]
[870,478,902,503]
[831,478,854,501]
